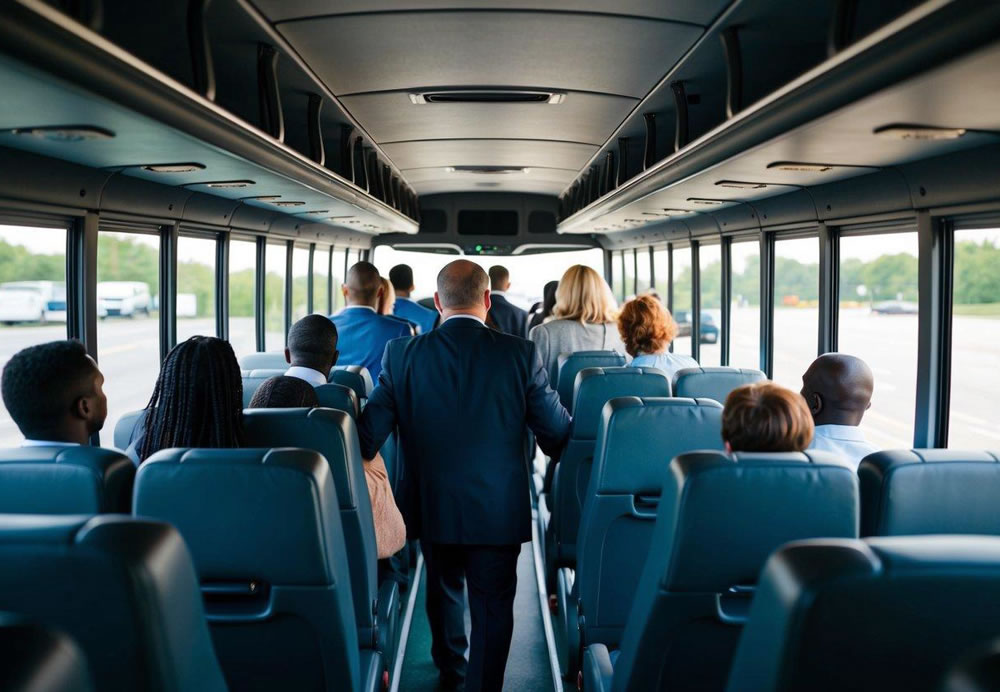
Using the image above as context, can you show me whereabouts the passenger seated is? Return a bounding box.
[330,262,412,380]
[723,381,814,452]
[389,263,438,334]
[283,314,340,387]
[801,353,878,470]
[0,340,107,447]
[529,264,628,383]
[617,294,698,378]
[527,279,559,333]
[248,375,320,408]
[487,264,529,336]
[378,276,417,335]
[127,336,243,464]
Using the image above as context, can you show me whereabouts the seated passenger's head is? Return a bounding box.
[722,382,814,453]
[389,264,415,296]
[343,261,382,308]
[377,277,396,315]
[138,336,243,462]
[0,339,107,445]
[435,260,490,319]
[617,294,678,357]
[541,280,559,317]
[553,264,618,325]
[248,376,319,409]
[286,314,339,377]
[489,265,511,292]
[800,353,874,427]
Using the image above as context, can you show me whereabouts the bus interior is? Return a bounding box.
[2,0,1000,690]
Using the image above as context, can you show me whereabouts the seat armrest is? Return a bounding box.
[582,644,614,692]
[377,578,401,664]
[358,649,384,692]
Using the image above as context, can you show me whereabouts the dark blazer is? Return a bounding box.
[488,294,529,337]
[358,316,571,545]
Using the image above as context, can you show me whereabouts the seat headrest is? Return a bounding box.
[0,615,92,692]
[0,446,134,514]
[113,409,146,451]
[671,366,766,403]
[592,397,724,495]
[134,447,344,585]
[859,449,1000,537]
[571,367,671,438]
[330,365,373,399]
[241,369,287,407]
[315,383,359,419]
[241,407,362,510]
[656,449,858,591]
[238,352,287,370]
[556,351,627,410]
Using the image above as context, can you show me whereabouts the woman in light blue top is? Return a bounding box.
[617,294,698,379]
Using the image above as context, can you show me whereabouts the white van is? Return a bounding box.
[97,281,152,318]
[0,281,66,324]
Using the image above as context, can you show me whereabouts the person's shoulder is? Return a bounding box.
[376,313,413,335]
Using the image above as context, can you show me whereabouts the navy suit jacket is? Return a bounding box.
[488,294,529,337]
[394,297,438,334]
[329,306,412,381]
[358,317,571,545]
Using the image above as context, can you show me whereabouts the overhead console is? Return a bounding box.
[0,0,418,238]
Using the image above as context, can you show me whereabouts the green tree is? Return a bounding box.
[955,239,1000,304]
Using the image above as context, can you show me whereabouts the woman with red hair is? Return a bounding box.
[616,294,698,378]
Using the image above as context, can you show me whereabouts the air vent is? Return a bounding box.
[874,124,966,140]
[273,200,306,207]
[767,162,834,173]
[716,180,768,190]
[244,195,281,201]
[10,125,114,142]
[446,166,528,175]
[201,180,255,189]
[687,198,727,206]
[142,163,205,173]
[409,90,565,105]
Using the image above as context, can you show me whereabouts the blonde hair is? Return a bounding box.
[377,277,395,316]
[617,295,679,357]
[553,265,618,324]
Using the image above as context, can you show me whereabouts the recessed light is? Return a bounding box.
[296,210,329,215]
[10,125,115,142]
[142,163,206,173]
[767,162,835,172]
[686,198,727,206]
[201,180,255,189]
[243,195,281,201]
[716,180,768,190]
[874,124,967,141]
[623,218,646,224]
[409,90,565,105]
[273,201,306,207]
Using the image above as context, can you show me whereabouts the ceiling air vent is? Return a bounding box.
[410,90,565,105]
[446,166,528,175]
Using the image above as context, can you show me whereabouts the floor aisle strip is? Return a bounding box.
[532,510,564,692]
[390,551,425,692]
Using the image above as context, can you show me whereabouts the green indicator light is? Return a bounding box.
[475,245,482,252]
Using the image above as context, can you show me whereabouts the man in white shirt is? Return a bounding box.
[801,353,878,471]
[1,339,107,447]
[283,314,340,386]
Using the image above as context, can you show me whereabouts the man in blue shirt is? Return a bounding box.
[801,353,878,471]
[389,263,438,334]
[330,262,412,381]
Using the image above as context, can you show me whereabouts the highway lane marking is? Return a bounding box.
[100,343,141,356]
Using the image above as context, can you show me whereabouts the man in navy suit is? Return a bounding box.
[389,263,439,334]
[329,262,412,381]
[487,265,529,337]
[358,260,571,692]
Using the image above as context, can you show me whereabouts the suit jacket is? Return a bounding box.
[329,306,412,381]
[394,297,438,334]
[488,294,529,337]
[358,316,571,545]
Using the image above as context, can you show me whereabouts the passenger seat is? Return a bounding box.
[671,366,766,404]
[238,351,287,370]
[332,364,374,401]
[0,615,92,692]
[582,449,858,692]
[0,446,133,513]
[726,536,1000,692]
[134,447,382,692]
[555,351,627,413]
[0,515,226,691]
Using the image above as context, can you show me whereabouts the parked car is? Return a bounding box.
[97,281,152,318]
[872,300,918,315]
[0,281,67,324]
[673,310,720,344]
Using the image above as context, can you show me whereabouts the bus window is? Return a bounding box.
[772,236,818,388]
[0,224,68,447]
[949,226,1000,448]
[97,230,159,448]
[730,239,761,370]
[264,242,287,350]
[699,242,722,365]
[176,235,217,345]
[611,250,623,301]
[312,246,330,315]
[623,249,636,300]
[291,245,310,322]
[228,238,257,360]
[637,248,651,295]
[652,246,668,301]
[333,247,347,313]
[672,245,692,356]
[839,232,918,449]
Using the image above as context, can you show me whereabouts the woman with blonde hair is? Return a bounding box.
[617,294,698,379]
[528,264,628,384]
[378,276,417,335]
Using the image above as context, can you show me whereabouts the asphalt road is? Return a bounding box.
[1,310,997,450]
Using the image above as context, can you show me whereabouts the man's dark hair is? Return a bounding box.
[437,260,489,309]
[389,264,414,292]
[345,261,382,305]
[248,376,319,409]
[0,339,97,439]
[138,336,244,462]
[488,265,510,290]
[288,315,338,371]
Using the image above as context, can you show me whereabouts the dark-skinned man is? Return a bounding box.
[800,352,878,470]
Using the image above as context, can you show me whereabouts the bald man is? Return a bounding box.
[358,260,571,692]
[329,261,412,381]
[801,353,878,470]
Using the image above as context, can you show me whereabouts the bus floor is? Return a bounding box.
[396,538,556,692]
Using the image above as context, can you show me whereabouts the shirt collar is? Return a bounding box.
[284,366,328,387]
[813,424,868,441]
[491,290,506,297]
[443,314,486,326]
[22,439,80,447]
[342,305,376,313]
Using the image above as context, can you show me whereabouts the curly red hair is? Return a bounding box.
[616,294,678,357]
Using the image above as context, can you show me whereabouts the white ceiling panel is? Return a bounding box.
[381,139,598,170]
[410,178,572,196]
[339,91,636,145]
[279,12,703,98]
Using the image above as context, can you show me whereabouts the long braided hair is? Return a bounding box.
[137,336,244,462]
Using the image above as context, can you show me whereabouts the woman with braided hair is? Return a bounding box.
[126,336,244,464]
